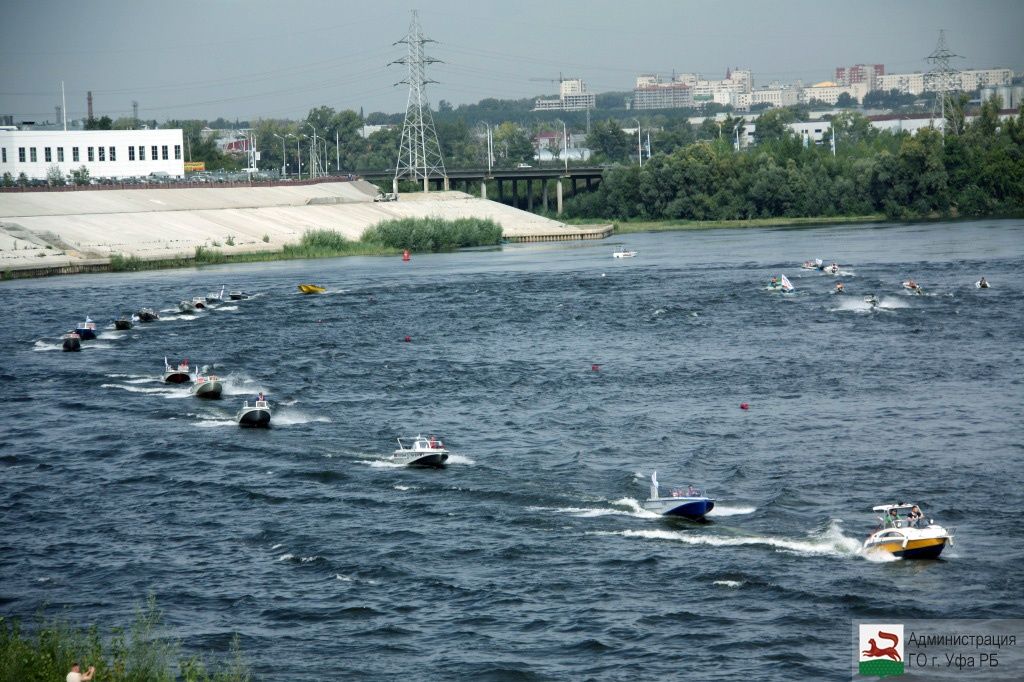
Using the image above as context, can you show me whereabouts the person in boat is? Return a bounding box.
[907,505,924,527]
[883,508,897,528]
[978,277,988,288]
[257,391,265,402]
[906,279,918,289]
[835,282,845,293]
[687,485,698,497]
[770,276,779,288]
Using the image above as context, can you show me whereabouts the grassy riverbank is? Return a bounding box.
[566,214,886,235]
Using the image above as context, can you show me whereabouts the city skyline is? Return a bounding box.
[1,0,1022,123]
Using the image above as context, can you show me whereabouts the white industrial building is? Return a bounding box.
[0,128,185,181]
[533,78,596,112]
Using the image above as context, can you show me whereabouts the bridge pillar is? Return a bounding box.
[556,179,563,216]
[481,180,487,200]
[444,176,450,191]
[586,177,592,191]
[527,180,533,212]
[512,179,518,208]
[542,180,549,213]
[498,180,504,203]
[392,178,398,194]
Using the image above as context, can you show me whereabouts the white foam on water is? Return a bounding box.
[445,453,475,465]
[335,574,353,582]
[361,459,406,469]
[214,305,238,311]
[393,485,412,491]
[194,419,236,429]
[278,553,294,561]
[33,340,60,351]
[274,409,331,426]
[611,497,664,519]
[595,519,862,558]
[271,543,284,550]
[101,383,178,395]
[160,314,198,322]
[860,546,901,563]
[83,343,114,351]
[713,580,743,588]
[97,330,123,340]
[300,556,321,563]
[221,374,262,396]
[707,504,758,517]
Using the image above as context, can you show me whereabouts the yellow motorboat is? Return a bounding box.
[863,503,952,560]
[297,284,327,294]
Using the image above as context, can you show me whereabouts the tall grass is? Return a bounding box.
[361,217,503,252]
[0,598,251,682]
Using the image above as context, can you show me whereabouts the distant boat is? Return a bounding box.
[136,308,159,322]
[228,290,250,300]
[392,435,449,468]
[75,316,97,340]
[780,273,795,293]
[178,300,196,313]
[237,394,271,427]
[163,357,191,384]
[902,280,923,295]
[642,472,715,520]
[62,331,81,352]
[189,367,223,399]
[191,296,208,309]
[613,250,637,258]
[114,313,136,330]
[298,284,326,294]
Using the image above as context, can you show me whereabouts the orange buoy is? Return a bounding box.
[591,364,601,371]
[740,402,749,410]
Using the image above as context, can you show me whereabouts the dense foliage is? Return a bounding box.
[362,217,503,252]
[565,100,1024,221]
[0,600,250,682]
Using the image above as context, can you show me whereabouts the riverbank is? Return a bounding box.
[573,214,887,234]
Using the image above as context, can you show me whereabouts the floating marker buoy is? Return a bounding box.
[591,364,601,371]
[404,335,412,343]
[740,402,749,410]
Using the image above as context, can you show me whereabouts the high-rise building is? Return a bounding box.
[835,64,885,87]
[533,78,596,111]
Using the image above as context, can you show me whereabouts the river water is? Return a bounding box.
[2,219,1022,680]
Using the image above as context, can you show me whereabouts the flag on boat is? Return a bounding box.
[781,274,794,292]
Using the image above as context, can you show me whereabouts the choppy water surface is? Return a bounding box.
[2,220,1022,680]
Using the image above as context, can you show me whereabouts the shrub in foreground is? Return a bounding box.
[362,217,503,252]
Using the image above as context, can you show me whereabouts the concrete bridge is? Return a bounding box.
[358,166,606,215]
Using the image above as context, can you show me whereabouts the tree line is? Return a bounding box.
[565,97,1024,221]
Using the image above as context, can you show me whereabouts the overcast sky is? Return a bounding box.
[1,0,1022,123]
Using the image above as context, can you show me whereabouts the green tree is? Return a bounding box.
[754,107,801,142]
[492,122,534,165]
[46,164,66,186]
[586,119,630,162]
[70,166,90,185]
[2,171,15,187]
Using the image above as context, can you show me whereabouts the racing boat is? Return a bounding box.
[191,296,208,309]
[765,274,794,293]
[902,280,923,295]
[62,331,81,352]
[228,290,250,300]
[75,316,97,340]
[392,435,449,468]
[863,503,952,560]
[189,367,223,399]
[975,278,990,289]
[205,286,225,304]
[178,300,196,313]
[114,313,136,330]
[136,308,160,322]
[613,250,638,258]
[297,283,326,294]
[641,472,715,520]
[237,395,271,427]
[163,357,191,384]
[802,258,824,270]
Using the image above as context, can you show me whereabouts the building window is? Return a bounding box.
[151,145,158,160]
[73,147,80,162]
[129,146,135,161]
[1,148,6,163]
[30,148,37,162]
[58,147,64,162]
[138,145,145,160]
[174,144,181,160]
[98,147,105,161]
[109,146,116,161]
[19,147,25,162]
[88,147,94,162]
[161,145,168,160]
[45,147,52,162]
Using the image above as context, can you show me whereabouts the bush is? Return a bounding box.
[109,253,145,272]
[194,246,226,264]
[0,598,251,681]
[361,217,503,252]
[261,234,270,243]
[225,235,235,246]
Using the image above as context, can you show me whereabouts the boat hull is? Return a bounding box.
[643,497,715,520]
[298,284,326,294]
[76,327,96,340]
[137,310,159,322]
[164,371,191,384]
[62,337,81,352]
[190,381,223,399]
[394,452,448,468]
[238,408,271,427]
[866,537,947,560]
[114,320,133,330]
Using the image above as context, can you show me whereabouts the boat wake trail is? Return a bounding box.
[594,520,863,558]
[445,453,476,466]
[101,383,186,397]
[274,409,331,426]
[32,340,60,351]
[706,504,758,517]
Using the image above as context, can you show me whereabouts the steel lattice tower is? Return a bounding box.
[391,10,446,192]
[926,29,963,141]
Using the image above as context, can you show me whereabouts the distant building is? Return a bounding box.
[0,128,185,180]
[533,78,596,112]
[737,86,800,110]
[875,68,1013,95]
[802,81,868,105]
[835,64,885,88]
[633,68,750,109]
[633,79,694,110]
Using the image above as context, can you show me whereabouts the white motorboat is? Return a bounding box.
[237,394,271,427]
[191,296,208,309]
[641,472,715,519]
[902,280,923,294]
[205,286,226,304]
[178,300,196,313]
[975,278,990,289]
[613,250,638,258]
[163,357,191,384]
[393,435,449,467]
[862,503,952,560]
[801,258,824,270]
[189,368,223,399]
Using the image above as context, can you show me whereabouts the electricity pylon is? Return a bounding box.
[926,29,963,141]
[390,10,447,192]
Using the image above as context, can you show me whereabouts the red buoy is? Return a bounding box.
[740,402,749,410]
[591,364,601,371]
[404,335,412,343]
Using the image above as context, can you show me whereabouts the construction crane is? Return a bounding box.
[528,73,564,85]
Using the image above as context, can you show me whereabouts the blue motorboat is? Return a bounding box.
[75,316,97,340]
[642,472,715,520]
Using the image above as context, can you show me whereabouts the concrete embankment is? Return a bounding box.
[0,180,610,277]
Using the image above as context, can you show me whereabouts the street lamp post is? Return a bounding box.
[305,123,318,179]
[556,119,568,174]
[478,122,493,174]
[296,135,303,180]
[273,133,286,178]
[634,118,642,167]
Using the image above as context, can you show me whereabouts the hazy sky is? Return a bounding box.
[1,0,1022,123]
